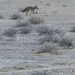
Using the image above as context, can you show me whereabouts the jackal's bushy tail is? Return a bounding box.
[23,8,26,12]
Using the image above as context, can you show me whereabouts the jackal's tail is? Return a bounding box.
[23,8,26,12]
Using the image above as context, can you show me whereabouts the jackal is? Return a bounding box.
[23,5,38,16]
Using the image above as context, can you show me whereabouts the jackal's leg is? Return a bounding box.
[30,10,34,15]
[33,10,34,14]
[26,11,28,16]
[29,10,32,15]
[29,11,31,15]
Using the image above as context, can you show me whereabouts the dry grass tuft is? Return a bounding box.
[58,37,74,49]
[18,27,31,35]
[36,26,54,35]
[10,14,22,20]
[15,21,29,27]
[37,43,58,54]
[2,28,17,37]
[28,16,44,24]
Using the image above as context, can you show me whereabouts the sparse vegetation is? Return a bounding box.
[52,35,61,43]
[28,16,44,24]
[39,35,53,44]
[37,43,58,54]
[37,26,74,49]
[0,1,75,74]
[10,14,22,20]
[58,37,74,49]
[39,34,74,49]
[2,28,17,37]
[54,28,64,34]
[14,20,32,35]
[36,26,54,35]
[18,27,31,34]
[15,21,29,27]
[37,27,63,44]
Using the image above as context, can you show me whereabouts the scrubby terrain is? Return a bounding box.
[0,0,75,75]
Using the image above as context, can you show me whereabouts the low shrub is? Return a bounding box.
[54,28,64,34]
[37,43,58,54]
[39,35,53,44]
[18,27,31,34]
[36,26,54,35]
[10,14,22,20]
[58,37,74,49]
[2,28,17,37]
[15,21,29,27]
[28,16,44,24]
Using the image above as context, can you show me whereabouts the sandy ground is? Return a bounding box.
[0,0,75,75]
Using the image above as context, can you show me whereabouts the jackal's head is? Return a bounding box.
[35,5,39,9]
